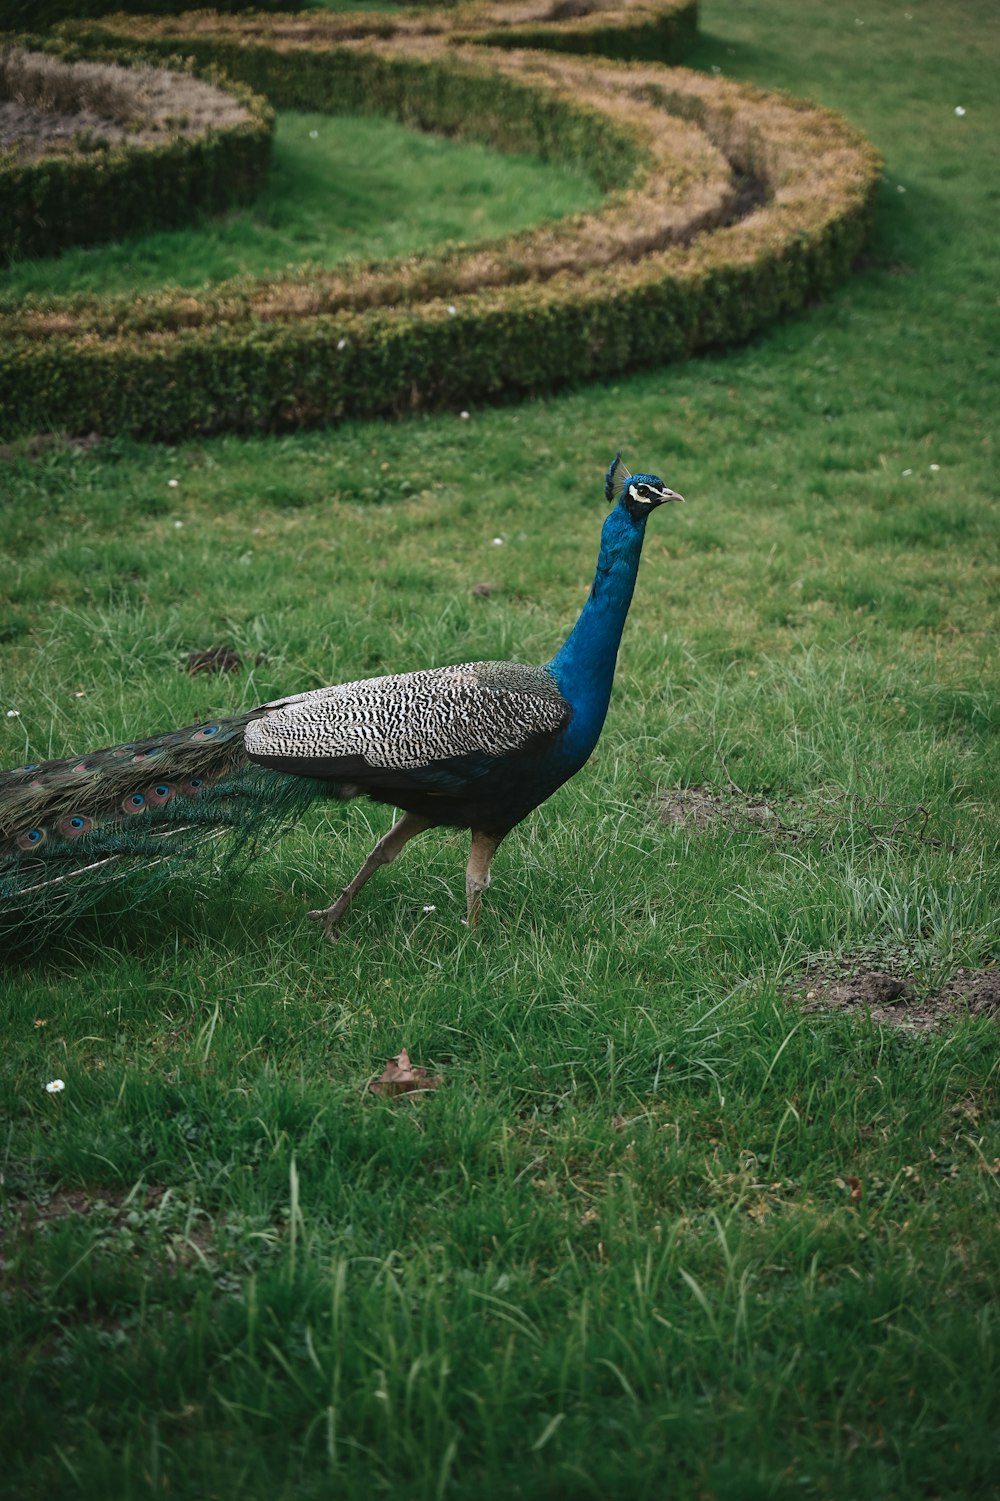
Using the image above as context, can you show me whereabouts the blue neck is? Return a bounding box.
[547,503,649,756]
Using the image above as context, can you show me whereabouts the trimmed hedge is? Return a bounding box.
[70,0,696,68]
[0,44,274,262]
[3,45,738,331]
[464,0,697,62]
[0,0,882,440]
[0,0,299,32]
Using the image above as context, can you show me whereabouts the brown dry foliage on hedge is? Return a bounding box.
[0,46,255,163]
[6,33,878,340]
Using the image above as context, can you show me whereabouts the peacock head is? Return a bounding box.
[605,453,684,520]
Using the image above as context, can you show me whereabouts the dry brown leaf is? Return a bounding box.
[369,1047,442,1099]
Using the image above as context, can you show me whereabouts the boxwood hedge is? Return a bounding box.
[0,44,273,263]
[0,0,882,440]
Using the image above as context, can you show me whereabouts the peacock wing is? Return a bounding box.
[244,662,571,787]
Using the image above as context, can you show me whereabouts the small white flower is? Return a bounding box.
[902,468,913,477]
[492,537,504,546]
[447,305,457,316]
[309,129,318,139]
[954,106,966,117]
[854,16,864,23]
[6,708,19,717]
[460,411,470,420]
[711,65,721,74]
[422,904,437,914]
[336,338,347,351]
[173,520,184,529]
[74,691,86,698]
[167,478,178,488]
[929,463,940,472]
[46,1079,65,1094]
[897,184,906,193]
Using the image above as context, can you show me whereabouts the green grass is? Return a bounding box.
[2,1,1000,1497]
[0,111,601,299]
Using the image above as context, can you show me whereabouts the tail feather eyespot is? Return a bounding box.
[59,815,94,838]
[17,827,47,850]
[183,777,206,796]
[71,761,92,775]
[146,783,175,806]
[192,723,221,742]
[122,792,147,815]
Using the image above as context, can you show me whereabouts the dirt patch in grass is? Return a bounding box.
[787,963,1000,1031]
[659,784,783,832]
[657,784,952,850]
[4,1182,167,1234]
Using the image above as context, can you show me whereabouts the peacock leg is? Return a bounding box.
[308,812,432,938]
[465,830,500,928]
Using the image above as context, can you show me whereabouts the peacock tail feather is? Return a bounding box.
[0,710,324,953]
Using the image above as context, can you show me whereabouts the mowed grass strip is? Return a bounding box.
[1,1,999,1497]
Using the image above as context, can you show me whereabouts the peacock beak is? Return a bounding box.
[656,487,685,505]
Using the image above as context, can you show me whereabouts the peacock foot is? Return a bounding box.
[306,900,350,940]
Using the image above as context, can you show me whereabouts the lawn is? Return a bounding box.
[2,1,999,1497]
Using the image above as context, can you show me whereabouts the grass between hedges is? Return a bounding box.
[0,110,601,298]
[2,0,999,1496]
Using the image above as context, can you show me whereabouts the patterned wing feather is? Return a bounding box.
[244,662,571,783]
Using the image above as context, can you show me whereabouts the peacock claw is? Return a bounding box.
[307,906,345,939]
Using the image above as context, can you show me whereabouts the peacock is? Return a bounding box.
[0,455,682,950]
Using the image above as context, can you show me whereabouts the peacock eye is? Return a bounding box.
[58,815,94,837]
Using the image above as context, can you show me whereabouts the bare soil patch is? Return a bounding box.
[659,784,783,832]
[3,1182,167,1235]
[788,963,1000,1031]
[657,784,952,850]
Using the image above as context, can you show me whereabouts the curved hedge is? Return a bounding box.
[75,0,697,66]
[0,0,882,439]
[0,45,273,263]
[2,0,300,32]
